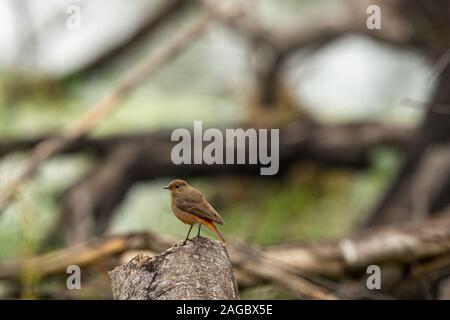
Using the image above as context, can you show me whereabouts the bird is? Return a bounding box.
[164,179,225,244]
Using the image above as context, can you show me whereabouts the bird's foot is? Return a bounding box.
[182,238,193,246]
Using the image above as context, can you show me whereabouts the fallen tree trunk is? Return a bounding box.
[108,237,239,300]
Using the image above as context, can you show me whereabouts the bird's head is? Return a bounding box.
[164,179,189,195]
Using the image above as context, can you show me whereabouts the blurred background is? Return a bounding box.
[0,0,449,299]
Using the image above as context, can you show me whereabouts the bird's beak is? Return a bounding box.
[163,186,169,189]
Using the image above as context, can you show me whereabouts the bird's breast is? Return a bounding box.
[171,201,198,225]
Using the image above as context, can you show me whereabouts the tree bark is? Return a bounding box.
[108,236,240,300]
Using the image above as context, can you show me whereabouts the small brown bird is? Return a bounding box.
[164,179,225,244]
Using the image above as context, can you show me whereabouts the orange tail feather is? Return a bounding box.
[203,221,226,243]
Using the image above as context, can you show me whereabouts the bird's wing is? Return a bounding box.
[175,193,224,225]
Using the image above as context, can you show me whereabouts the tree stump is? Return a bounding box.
[109,236,240,300]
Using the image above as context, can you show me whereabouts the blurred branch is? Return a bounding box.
[0,232,336,299]
[201,0,416,52]
[200,0,416,106]
[0,121,412,160]
[2,213,450,299]
[0,131,172,159]
[0,14,213,213]
[0,232,172,280]
[67,121,413,242]
[62,144,144,243]
[0,120,413,242]
[228,242,338,300]
[368,143,450,225]
[368,65,450,226]
[77,0,194,75]
[263,211,450,278]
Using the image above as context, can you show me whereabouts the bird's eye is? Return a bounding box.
[176,185,180,189]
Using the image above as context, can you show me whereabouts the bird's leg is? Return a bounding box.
[197,224,201,237]
[183,225,193,245]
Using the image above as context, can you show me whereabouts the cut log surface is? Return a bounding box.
[109,236,240,300]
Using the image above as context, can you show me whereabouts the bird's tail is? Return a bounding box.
[204,221,226,244]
